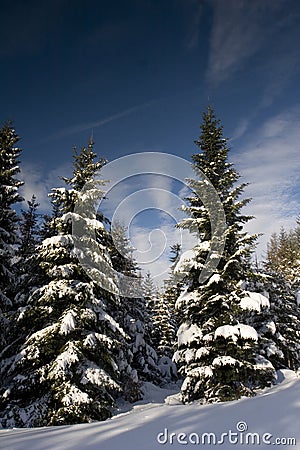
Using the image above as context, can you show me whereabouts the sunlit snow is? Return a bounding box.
[1,371,299,449]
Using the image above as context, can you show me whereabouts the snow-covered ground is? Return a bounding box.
[1,370,299,449]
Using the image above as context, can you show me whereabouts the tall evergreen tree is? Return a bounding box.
[0,123,23,351]
[174,106,275,404]
[0,140,133,427]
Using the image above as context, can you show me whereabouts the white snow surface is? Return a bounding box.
[1,371,299,449]
[175,289,201,309]
[59,310,77,335]
[212,356,241,366]
[207,273,221,285]
[215,324,258,342]
[177,322,203,346]
[61,212,104,230]
[240,291,270,312]
[42,235,72,247]
[173,249,196,275]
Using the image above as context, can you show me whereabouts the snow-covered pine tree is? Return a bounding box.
[149,245,183,381]
[256,270,300,371]
[109,220,139,277]
[236,272,282,379]
[120,261,162,385]
[142,270,158,343]
[142,271,157,301]
[174,106,275,404]
[103,221,142,399]
[150,289,178,380]
[0,140,131,427]
[262,223,300,368]
[12,195,41,306]
[12,195,41,324]
[164,243,184,319]
[0,123,23,351]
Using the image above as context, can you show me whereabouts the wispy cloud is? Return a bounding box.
[130,223,196,287]
[184,0,204,51]
[259,41,300,109]
[206,0,288,86]
[48,100,158,140]
[230,118,251,142]
[234,105,300,258]
[96,152,198,284]
[20,162,71,212]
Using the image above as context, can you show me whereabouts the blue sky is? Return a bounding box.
[1,0,300,284]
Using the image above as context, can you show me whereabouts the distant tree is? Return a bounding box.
[18,195,40,258]
[107,221,161,394]
[0,123,23,351]
[13,195,41,311]
[117,270,161,385]
[148,245,183,380]
[169,243,181,265]
[174,106,275,404]
[142,271,157,301]
[109,220,139,276]
[39,198,61,241]
[265,223,300,285]
[150,289,178,381]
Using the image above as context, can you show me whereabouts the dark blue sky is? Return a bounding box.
[1,0,300,280]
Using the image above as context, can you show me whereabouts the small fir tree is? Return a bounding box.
[18,195,40,258]
[148,245,183,381]
[150,289,178,381]
[107,220,159,397]
[122,270,161,385]
[39,198,61,241]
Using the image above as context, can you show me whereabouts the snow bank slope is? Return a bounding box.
[1,371,299,450]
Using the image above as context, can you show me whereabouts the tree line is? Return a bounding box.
[0,107,299,427]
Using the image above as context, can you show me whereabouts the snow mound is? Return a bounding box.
[173,249,196,275]
[0,372,299,449]
[215,323,258,342]
[296,291,300,306]
[240,291,270,312]
[177,322,202,346]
